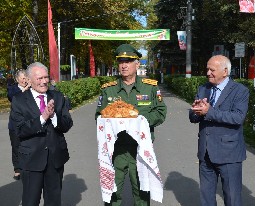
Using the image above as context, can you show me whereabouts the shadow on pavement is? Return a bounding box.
[0,179,22,206]
[216,181,255,206]
[241,184,255,205]
[164,171,200,206]
[246,145,255,155]
[62,174,87,206]
[164,171,255,206]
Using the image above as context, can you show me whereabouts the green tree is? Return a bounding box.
[0,0,149,72]
[148,0,255,76]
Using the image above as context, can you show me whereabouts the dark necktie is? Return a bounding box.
[209,86,217,106]
[37,95,46,113]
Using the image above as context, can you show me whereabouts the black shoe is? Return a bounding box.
[13,174,20,180]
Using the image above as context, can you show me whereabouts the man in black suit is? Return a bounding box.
[10,62,73,206]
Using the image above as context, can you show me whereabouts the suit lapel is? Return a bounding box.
[25,90,56,117]
[204,83,212,101]
[214,79,235,107]
[25,90,41,116]
[46,90,54,103]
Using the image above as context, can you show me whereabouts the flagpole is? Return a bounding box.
[58,22,61,81]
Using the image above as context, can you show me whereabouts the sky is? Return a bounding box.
[134,13,148,57]
[138,48,148,57]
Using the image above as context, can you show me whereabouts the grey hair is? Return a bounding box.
[26,62,48,77]
[15,69,27,80]
[134,59,140,64]
[210,55,231,75]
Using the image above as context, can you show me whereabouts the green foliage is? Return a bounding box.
[166,76,255,148]
[56,77,100,107]
[148,0,255,74]
[0,0,32,67]
[1,0,148,70]
[0,87,7,98]
[0,79,7,98]
[164,75,207,103]
[0,76,117,113]
[148,73,159,80]
[227,79,255,148]
[95,76,117,85]
[56,76,116,108]
[60,65,71,71]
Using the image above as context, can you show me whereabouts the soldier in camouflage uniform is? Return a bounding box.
[95,44,167,206]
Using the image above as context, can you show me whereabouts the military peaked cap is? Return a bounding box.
[115,44,142,61]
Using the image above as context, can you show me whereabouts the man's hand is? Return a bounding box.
[22,82,31,92]
[41,99,55,120]
[191,98,210,116]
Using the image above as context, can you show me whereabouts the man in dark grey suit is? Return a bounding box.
[189,55,249,206]
[11,62,73,206]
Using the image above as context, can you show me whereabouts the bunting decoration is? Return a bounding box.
[48,0,60,82]
[89,41,96,77]
[239,0,255,13]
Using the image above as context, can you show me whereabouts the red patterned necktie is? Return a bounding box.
[37,95,46,113]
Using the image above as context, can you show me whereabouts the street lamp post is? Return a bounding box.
[186,0,192,78]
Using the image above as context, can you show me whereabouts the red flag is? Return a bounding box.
[239,0,255,13]
[48,0,60,82]
[248,56,255,79]
[89,40,96,77]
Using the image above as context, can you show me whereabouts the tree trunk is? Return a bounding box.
[32,0,38,25]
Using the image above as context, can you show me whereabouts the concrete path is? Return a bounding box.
[0,85,254,206]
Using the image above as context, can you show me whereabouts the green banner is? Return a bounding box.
[75,28,170,40]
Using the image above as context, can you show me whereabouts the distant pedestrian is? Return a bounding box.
[7,69,30,180]
[10,62,73,205]
[189,55,249,206]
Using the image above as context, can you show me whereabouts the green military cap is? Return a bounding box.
[115,44,142,61]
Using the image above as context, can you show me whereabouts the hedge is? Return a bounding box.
[164,75,255,148]
[56,76,116,108]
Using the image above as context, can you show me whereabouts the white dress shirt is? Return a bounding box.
[211,77,229,106]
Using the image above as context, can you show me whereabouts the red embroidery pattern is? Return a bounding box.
[107,134,112,142]
[140,132,146,140]
[144,150,151,157]
[144,150,154,163]
[99,125,104,131]
[157,171,161,179]
[99,166,115,190]
[102,142,108,156]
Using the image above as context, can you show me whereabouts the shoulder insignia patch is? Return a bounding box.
[101,81,118,89]
[142,78,158,86]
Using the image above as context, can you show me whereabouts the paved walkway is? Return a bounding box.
[0,84,254,206]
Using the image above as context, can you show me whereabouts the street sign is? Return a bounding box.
[235,42,245,57]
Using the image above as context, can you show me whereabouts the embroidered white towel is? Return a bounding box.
[97,115,163,203]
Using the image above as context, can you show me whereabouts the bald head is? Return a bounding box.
[207,55,231,85]
[208,55,231,75]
